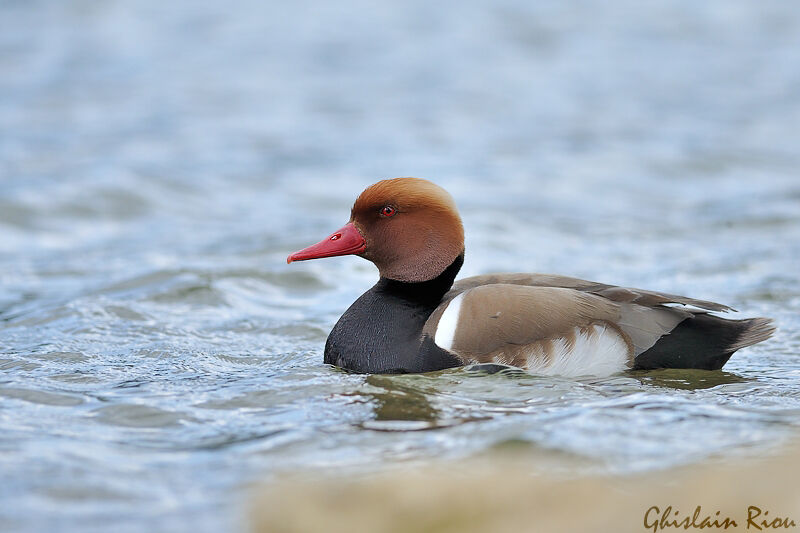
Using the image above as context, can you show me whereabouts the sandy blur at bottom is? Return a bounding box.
[250,441,800,533]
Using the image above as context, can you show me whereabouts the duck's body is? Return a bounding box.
[289,178,774,376]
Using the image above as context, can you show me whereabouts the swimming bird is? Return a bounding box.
[287,178,774,375]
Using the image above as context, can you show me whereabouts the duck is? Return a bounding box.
[287,178,775,376]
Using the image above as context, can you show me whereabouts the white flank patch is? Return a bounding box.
[525,324,629,378]
[434,292,465,351]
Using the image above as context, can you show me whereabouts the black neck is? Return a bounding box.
[324,252,465,373]
[375,253,464,306]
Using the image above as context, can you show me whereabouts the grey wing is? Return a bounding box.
[423,284,629,366]
[436,273,723,358]
[448,273,734,312]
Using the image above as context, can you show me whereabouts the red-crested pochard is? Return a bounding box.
[287,178,775,375]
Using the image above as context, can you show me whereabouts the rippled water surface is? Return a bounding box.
[2,1,800,532]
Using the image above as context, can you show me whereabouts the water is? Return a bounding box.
[1,1,800,532]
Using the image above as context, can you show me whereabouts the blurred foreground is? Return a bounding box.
[252,440,800,533]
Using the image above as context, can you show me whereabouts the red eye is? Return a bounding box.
[380,206,396,217]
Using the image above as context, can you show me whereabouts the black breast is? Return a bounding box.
[324,255,464,373]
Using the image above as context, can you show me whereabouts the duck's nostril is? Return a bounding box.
[330,234,341,241]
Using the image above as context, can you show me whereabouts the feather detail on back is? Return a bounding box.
[425,273,775,375]
[448,273,734,312]
[424,284,636,376]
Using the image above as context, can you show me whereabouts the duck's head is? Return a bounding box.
[287,178,464,282]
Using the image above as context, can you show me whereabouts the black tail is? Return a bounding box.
[633,314,775,371]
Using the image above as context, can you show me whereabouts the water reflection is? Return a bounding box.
[356,375,441,430]
[630,368,751,391]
